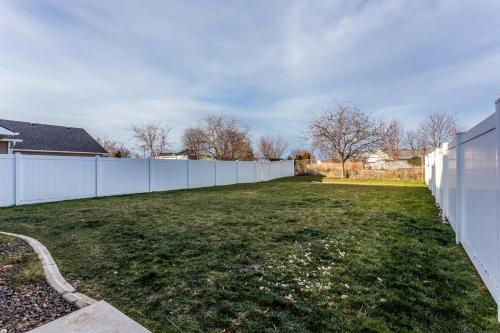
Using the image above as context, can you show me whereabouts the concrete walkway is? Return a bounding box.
[29,301,151,333]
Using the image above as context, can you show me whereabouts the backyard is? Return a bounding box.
[0,176,498,332]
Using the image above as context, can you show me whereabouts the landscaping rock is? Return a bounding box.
[0,239,76,333]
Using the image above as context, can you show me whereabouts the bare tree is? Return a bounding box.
[419,112,459,149]
[182,113,254,160]
[182,127,207,159]
[96,137,131,158]
[307,103,385,178]
[381,120,402,160]
[289,149,313,160]
[131,122,171,159]
[405,130,421,156]
[257,135,288,160]
[404,112,459,179]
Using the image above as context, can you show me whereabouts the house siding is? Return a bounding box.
[0,142,8,154]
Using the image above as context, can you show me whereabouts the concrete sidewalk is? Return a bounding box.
[29,301,151,333]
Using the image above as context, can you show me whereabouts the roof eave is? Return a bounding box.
[12,148,108,155]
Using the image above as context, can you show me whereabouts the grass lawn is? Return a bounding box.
[0,176,498,332]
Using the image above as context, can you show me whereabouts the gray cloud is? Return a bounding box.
[1,0,500,151]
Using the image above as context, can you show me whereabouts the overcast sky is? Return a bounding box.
[1,0,500,151]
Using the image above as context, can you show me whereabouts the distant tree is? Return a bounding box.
[418,112,459,149]
[307,102,386,178]
[405,130,424,157]
[257,135,288,160]
[404,112,459,179]
[131,122,171,159]
[381,120,403,160]
[182,127,207,160]
[182,113,254,160]
[289,149,313,160]
[96,137,131,158]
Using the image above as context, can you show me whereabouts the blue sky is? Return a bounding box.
[1,0,500,152]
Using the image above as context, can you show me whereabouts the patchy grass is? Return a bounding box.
[0,176,498,332]
[0,235,44,284]
[320,177,424,187]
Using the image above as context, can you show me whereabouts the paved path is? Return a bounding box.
[29,301,151,333]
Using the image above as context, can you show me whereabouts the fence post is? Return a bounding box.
[214,160,217,186]
[148,158,152,192]
[442,143,448,221]
[432,150,437,197]
[455,132,464,245]
[95,155,100,197]
[236,160,239,183]
[496,98,500,320]
[14,153,22,205]
[253,161,256,182]
[186,159,190,189]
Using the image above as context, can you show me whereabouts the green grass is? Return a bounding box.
[0,176,498,332]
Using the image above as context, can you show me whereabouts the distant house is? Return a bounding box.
[0,119,107,156]
[158,149,189,160]
[158,149,214,160]
[365,149,420,163]
[364,149,422,170]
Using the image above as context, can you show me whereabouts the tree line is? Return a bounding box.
[307,102,458,177]
[97,113,289,161]
[97,101,459,178]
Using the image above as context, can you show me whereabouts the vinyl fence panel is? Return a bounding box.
[281,160,295,177]
[237,161,255,184]
[425,99,500,319]
[262,161,271,181]
[461,124,498,304]
[444,145,457,228]
[254,162,264,182]
[216,161,237,186]
[270,161,282,179]
[435,148,444,205]
[18,155,96,204]
[151,160,188,191]
[0,155,15,206]
[1,157,292,207]
[99,158,149,196]
[188,160,216,189]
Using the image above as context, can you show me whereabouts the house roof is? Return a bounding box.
[0,125,17,137]
[0,119,107,154]
[159,149,189,156]
[365,149,423,161]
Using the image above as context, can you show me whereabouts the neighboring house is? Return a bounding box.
[0,119,107,156]
[365,149,420,163]
[0,125,22,154]
[158,149,215,160]
[365,149,421,170]
[158,150,189,160]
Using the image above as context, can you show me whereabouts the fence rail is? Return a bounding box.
[0,156,294,207]
[425,99,500,320]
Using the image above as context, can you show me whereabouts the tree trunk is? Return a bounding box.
[341,160,346,178]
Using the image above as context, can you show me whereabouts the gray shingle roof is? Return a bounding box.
[0,119,107,154]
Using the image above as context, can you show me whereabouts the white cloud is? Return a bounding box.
[1,0,500,151]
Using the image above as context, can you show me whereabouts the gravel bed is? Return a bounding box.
[0,238,77,333]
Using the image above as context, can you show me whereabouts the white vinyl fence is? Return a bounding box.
[425,99,500,319]
[0,156,294,207]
